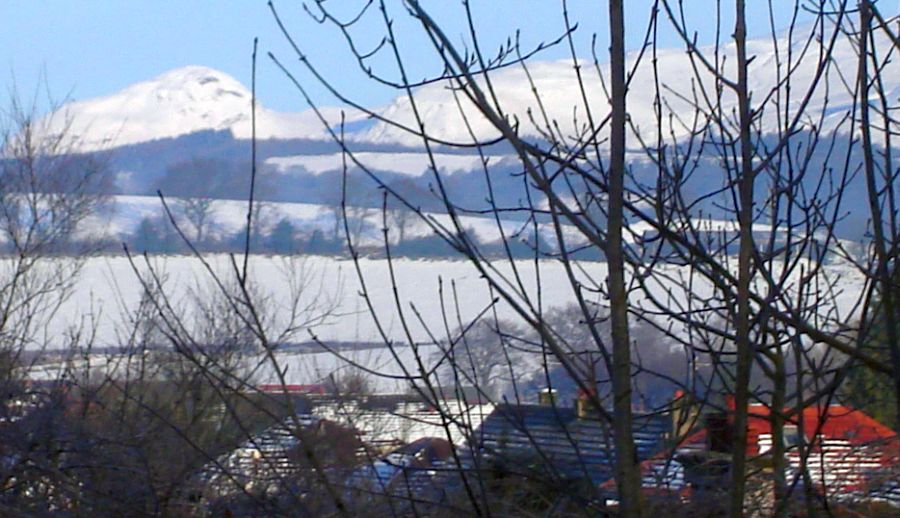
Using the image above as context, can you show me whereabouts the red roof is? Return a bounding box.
[746,404,894,452]
[620,402,899,499]
[679,403,896,452]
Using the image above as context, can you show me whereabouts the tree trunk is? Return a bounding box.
[608,1,642,516]
[858,0,900,431]
[730,0,756,515]
[771,346,787,517]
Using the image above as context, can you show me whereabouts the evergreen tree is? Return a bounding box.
[267,218,298,254]
[131,217,163,253]
[304,229,340,255]
[843,271,898,427]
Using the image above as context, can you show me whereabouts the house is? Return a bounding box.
[197,415,302,495]
[651,395,900,510]
[313,394,493,450]
[194,391,491,507]
[347,437,456,503]
[473,392,670,486]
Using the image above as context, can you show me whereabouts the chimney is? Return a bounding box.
[575,388,598,419]
[671,390,699,440]
[538,387,558,406]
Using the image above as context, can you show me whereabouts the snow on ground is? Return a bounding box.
[101,190,800,252]
[17,252,868,392]
[104,195,327,239]
[7,194,522,249]
[91,194,793,250]
[96,194,552,248]
[266,151,512,177]
[313,399,494,445]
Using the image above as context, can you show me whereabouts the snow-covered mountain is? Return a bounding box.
[27,26,895,245]
[40,23,897,153]
[362,28,899,146]
[42,66,361,151]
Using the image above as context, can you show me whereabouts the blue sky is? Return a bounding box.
[2,1,820,113]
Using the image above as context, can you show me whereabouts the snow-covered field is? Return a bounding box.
[89,194,806,252]
[92,194,538,248]
[30,253,872,347]
[17,252,868,391]
[41,254,592,347]
[266,151,513,177]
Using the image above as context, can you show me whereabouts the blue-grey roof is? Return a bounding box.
[474,404,670,484]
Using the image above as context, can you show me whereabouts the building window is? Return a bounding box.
[783,424,802,449]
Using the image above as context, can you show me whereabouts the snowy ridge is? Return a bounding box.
[40,66,363,151]
[37,27,897,155]
[361,28,899,146]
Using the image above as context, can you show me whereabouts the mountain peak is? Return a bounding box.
[42,66,335,151]
[141,66,250,101]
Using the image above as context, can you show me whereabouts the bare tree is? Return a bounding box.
[181,196,215,244]
[264,0,898,515]
[434,318,521,399]
[0,86,114,512]
[0,88,110,372]
[387,208,412,246]
[6,1,895,516]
